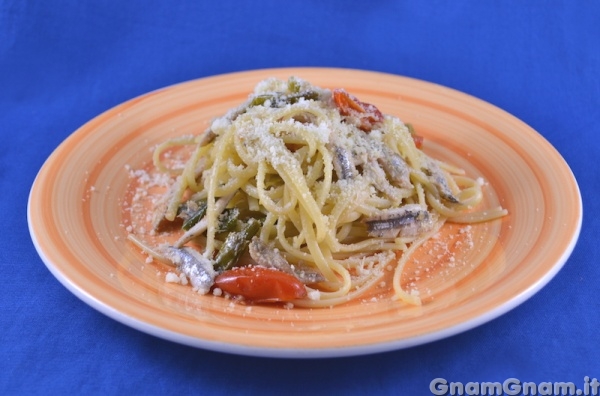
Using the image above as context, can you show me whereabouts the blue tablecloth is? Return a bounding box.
[2,2,598,394]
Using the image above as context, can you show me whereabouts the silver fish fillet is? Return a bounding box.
[159,246,216,294]
[249,237,324,284]
[364,204,434,239]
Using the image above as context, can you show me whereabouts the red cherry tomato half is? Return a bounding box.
[412,134,424,149]
[332,89,384,132]
[214,266,307,303]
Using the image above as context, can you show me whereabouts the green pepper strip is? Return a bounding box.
[214,218,261,270]
[286,90,319,104]
[249,94,274,107]
[288,78,301,93]
[249,91,320,108]
[181,201,208,231]
[216,208,240,233]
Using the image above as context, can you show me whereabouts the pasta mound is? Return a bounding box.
[128,76,507,307]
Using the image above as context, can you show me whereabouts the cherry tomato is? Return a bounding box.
[332,89,384,131]
[214,266,307,303]
[412,134,424,149]
[405,122,424,148]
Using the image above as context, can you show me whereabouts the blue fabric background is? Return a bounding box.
[2,1,598,394]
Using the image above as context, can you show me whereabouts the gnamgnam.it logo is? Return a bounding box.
[429,377,600,395]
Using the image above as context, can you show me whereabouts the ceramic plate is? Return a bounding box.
[28,68,581,358]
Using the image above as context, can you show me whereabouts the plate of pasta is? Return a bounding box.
[28,68,581,357]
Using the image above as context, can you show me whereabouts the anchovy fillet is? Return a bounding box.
[377,148,412,189]
[159,246,216,294]
[424,159,460,203]
[364,204,434,239]
[249,238,324,284]
[330,144,356,180]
